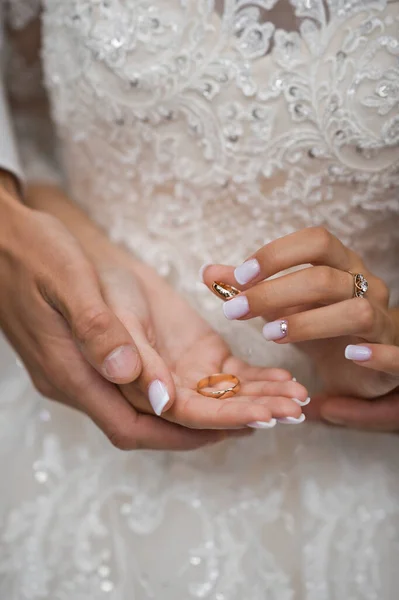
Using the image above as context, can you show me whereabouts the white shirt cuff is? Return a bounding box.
[0,75,23,183]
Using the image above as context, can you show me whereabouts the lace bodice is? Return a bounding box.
[4,0,399,297]
[6,0,398,297]
[1,2,399,599]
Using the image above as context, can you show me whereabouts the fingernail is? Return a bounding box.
[234,259,260,285]
[292,396,311,407]
[277,414,306,424]
[103,345,138,380]
[292,377,297,382]
[223,295,249,320]
[262,320,288,341]
[345,345,372,362]
[199,263,211,283]
[148,380,170,416]
[247,419,277,429]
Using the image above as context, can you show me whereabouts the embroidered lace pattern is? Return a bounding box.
[1,2,399,599]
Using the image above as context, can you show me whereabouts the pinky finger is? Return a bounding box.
[345,344,399,376]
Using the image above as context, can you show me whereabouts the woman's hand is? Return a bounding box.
[104,258,309,430]
[306,342,399,431]
[25,183,309,433]
[202,227,398,399]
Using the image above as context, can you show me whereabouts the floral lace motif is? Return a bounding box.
[1,1,399,599]
[38,0,399,296]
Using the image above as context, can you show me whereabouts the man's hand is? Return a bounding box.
[0,175,226,450]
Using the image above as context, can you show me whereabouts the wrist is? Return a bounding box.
[23,183,146,277]
[25,182,127,266]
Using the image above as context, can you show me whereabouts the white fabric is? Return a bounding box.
[0,2,23,182]
[1,1,399,599]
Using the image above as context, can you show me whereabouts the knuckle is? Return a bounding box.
[146,326,157,350]
[74,308,112,343]
[355,299,374,332]
[312,226,333,256]
[261,245,274,267]
[61,373,89,400]
[374,277,390,305]
[106,425,139,451]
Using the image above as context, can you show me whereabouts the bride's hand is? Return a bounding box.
[2,177,223,452]
[202,227,398,399]
[26,183,309,433]
[306,342,399,431]
[96,249,309,430]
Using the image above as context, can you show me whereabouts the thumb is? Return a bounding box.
[44,261,142,384]
[99,268,176,416]
[118,321,176,416]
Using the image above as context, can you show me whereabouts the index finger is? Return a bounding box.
[234,227,359,286]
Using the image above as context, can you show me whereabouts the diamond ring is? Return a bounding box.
[348,272,369,298]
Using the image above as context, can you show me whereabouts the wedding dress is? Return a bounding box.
[1,1,399,598]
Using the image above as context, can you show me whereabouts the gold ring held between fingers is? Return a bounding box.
[212,281,240,301]
[197,373,240,399]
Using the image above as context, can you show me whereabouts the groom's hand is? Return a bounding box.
[0,174,224,450]
[0,173,142,383]
[305,390,399,432]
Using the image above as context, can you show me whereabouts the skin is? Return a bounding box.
[0,174,308,451]
[3,172,396,433]
[0,171,227,451]
[307,340,399,431]
[24,184,309,423]
[202,228,399,431]
[6,13,396,434]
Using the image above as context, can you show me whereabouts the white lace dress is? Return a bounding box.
[1,1,399,598]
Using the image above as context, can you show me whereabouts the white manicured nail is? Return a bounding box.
[148,380,169,416]
[247,419,277,429]
[292,397,311,407]
[292,377,297,382]
[345,345,372,361]
[263,320,288,341]
[199,263,212,283]
[223,295,249,320]
[277,414,306,425]
[234,259,260,285]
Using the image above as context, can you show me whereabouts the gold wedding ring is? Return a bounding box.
[212,281,240,301]
[197,373,240,399]
[347,271,369,298]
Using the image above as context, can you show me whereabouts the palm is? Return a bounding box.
[126,262,307,428]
